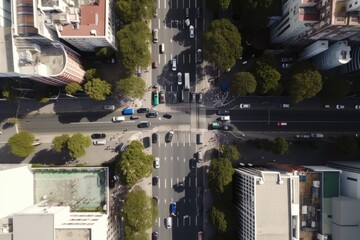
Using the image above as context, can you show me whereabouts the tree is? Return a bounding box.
[204,19,242,71]
[117,141,153,187]
[220,144,241,162]
[67,133,91,158]
[273,137,289,155]
[117,22,151,76]
[206,0,231,12]
[8,131,35,157]
[231,72,257,96]
[122,189,153,233]
[208,158,234,194]
[116,0,154,24]
[209,206,227,232]
[116,76,146,99]
[254,60,281,94]
[84,68,98,82]
[84,78,112,101]
[52,134,70,152]
[95,47,114,57]
[2,81,19,101]
[335,135,358,156]
[320,77,351,103]
[65,83,82,95]
[289,69,322,103]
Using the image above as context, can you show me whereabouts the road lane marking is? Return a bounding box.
[189,216,191,226]
[183,141,185,147]
[164,156,167,162]
[171,156,173,161]
[158,18,160,29]
[159,178,161,189]
[188,54,191,63]
[188,133,191,145]
[171,178,173,187]
[195,216,197,226]
[183,54,185,64]
[164,178,166,189]
[164,54,167,64]
[176,0,179,9]
[177,217,179,227]
[158,217,160,227]
[177,156,179,162]
[183,158,186,163]
[176,178,179,185]
[165,0,167,9]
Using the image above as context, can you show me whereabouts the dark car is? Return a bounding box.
[163,113,172,119]
[152,176,159,186]
[146,112,158,118]
[197,49,203,63]
[152,232,158,240]
[190,158,197,169]
[165,130,174,142]
[191,92,196,103]
[197,93,203,103]
[172,92,177,103]
[91,133,106,139]
[138,121,151,128]
[137,108,149,113]
[115,143,126,152]
[217,109,229,115]
[152,133,158,143]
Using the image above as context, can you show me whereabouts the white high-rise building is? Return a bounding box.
[313,41,351,70]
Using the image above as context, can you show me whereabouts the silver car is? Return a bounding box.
[177,72,182,85]
[189,25,194,38]
[172,59,177,71]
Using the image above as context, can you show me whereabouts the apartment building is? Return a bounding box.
[312,41,351,70]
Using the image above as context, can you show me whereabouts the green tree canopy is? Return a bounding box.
[289,69,322,103]
[220,144,241,162]
[208,158,234,194]
[52,134,70,152]
[84,78,112,101]
[206,0,231,12]
[67,133,91,158]
[116,76,146,99]
[320,77,351,103]
[122,189,153,233]
[117,141,153,187]
[209,206,227,232]
[231,72,257,96]
[254,60,281,94]
[273,137,289,155]
[335,135,358,156]
[84,68,98,82]
[65,83,82,95]
[117,22,151,76]
[116,0,154,24]
[204,19,242,71]
[8,131,35,157]
[95,47,114,57]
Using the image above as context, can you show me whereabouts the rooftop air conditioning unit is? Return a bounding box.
[258,179,264,185]
[90,29,97,36]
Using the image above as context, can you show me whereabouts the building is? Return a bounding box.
[234,167,300,240]
[341,45,360,75]
[299,40,328,60]
[312,41,351,70]
[271,0,360,47]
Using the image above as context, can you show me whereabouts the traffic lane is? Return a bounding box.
[229,109,360,122]
[231,120,360,132]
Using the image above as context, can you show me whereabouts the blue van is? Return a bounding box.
[122,108,135,115]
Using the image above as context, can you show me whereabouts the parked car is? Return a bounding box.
[112,116,125,122]
[146,112,158,118]
[336,104,345,109]
[172,59,177,71]
[159,91,165,103]
[210,121,220,129]
[324,104,330,109]
[197,93,203,103]
[217,109,229,115]
[170,202,177,216]
[137,108,149,113]
[239,103,251,109]
[152,176,159,186]
[93,139,106,145]
[165,130,174,142]
[165,216,172,229]
[154,157,160,169]
[103,105,115,110]
[91,133,106,139]
[163,113,173,119]
[115,143,127,152]
[138,121,151,128]
[177,72,182,85]
[153,90,159,106]
[277,122,287,126]
[152,133,158,143]
[356,105,360,110]
[152,232,158,240]
[185,18,190,26]
[281,104,290,108]
[189,25,194,38]
[153,29,158,43]
[197,49,203,63]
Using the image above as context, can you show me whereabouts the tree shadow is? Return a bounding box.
[0,144,25,163]
[29,148,73,165]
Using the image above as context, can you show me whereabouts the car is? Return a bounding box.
[91,133,106,139]
[185,8,189,17]
[138,121,151,128]
[93,139,106,145]
[112,116,125,122]
[172,59,177,71]
[152,133,158,143]
[146,112,158,118]
[163,113,173,119]
[189,25,194,38]
[197,93,203,103]
[177,72,182,85]
[185,18,190,26]
[153,8,158,17]
[154,157,160,169]
[210,121,220,129]
[153,90,159,106]
[355,105,360,110]
[197,49,203,63]
[336,104,345,109]
[281,103,290,108]
[172,92,177,103]
[282,63,293,69]
[281,57,293,62]
[217,109,229,115]
[324,104,330,109]
[170,202,177,216]
[277,122,287,126]
[152,29,158,43]
[240,103,251,109]
[310,133,324,139]
[103,105,115,110]
[152,176,158,186]
[242,60,248,65]
[115,143,126,152]
[221,124,232,131]
[159,91,165,103]
[191,92,196,103]
[190,158,197,169]
[137,108,149,113]
[165,216,172,229]
[295,134,311,139]
[165,130,174,142]
[196,7,201,18]
[152,232,158,240]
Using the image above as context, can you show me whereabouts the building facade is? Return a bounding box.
[313,41,351,70]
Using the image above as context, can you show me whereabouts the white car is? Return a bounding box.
[336,104,345,109]
[112,116,125,122]
[282,63,293,69]
[185,19,190,26]
[189,25,194,38]
[154,157,160,169]
[355,105,360,110]
[177,72,182,85]
[172,59,177,71]
[240,103,251,109]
